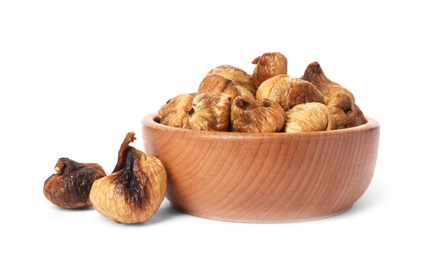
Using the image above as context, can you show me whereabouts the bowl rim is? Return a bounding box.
[142,112,379,138]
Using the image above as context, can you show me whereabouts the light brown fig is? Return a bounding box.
[230,95,285,133]
[207,64,257,96]
[251,51,288,88]
[285,102,336,133]
[198,73,255,100]
[188,91,232,131]
[157,93,195,128]
[256,74,325,110]
[89,132,167,224]
[301,61,355,104]
[158,92,231,131]
[43,158,106,209]
[326,91,367,129]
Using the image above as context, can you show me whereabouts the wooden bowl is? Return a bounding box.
[141,113,380,223]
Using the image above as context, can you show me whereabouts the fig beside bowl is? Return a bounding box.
[141,113,380,223]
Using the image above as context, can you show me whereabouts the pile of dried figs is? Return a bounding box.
[157,51,366,133]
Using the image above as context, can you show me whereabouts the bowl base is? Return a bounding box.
[168,201,354,223]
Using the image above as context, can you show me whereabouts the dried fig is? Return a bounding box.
[256,74,325,110]
[198,73,255,100]
[285,102,336,133]
[230,95,285,133]
[157,93,195,128]
[207,64,257,96]
[301,61,355,104]
[251,51,288,88]
[158,92,231,131]
[189,91,232,131]
[326,91,367,129]
[89,132,167,224]
[43,158,106,209]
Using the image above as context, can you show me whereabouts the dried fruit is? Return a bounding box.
[198,73,255,100]
[256,74,325,110]
[206,64,257,96]
[252,52,288,88]
[326,91,367,129]
[230,95,285,133]
[155,51,367,133]
[43,158,106,209]
[301,61,355,104]
[157,93,195,128]
[89,132,167,224]
[158,92,231,131]
[285,102,336,133]
[189,91,232,131]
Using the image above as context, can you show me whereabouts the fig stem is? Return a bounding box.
[113,132,136,173]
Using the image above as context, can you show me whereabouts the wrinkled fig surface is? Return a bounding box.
[326,91,367,129]
[89,132,167,224]
[256,74,325,110]
[207,64,257,96]
[231,95,285,133]
[43,158,106,209]
[157,93,195,128]
[198,73,255,100]
[285,102,336,133]
[301,61,355,104]
[158,92,231,131]
[252,51,288,88]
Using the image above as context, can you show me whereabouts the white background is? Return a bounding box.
[1,1,430,259]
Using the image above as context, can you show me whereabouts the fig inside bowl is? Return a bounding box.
[141,113,380,223]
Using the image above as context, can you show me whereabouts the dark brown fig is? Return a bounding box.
[43,158,106,209]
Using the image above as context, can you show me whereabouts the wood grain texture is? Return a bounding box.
[141,113,380,223]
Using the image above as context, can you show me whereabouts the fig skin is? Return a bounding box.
[198,73,255,100]
[301,62,367,129]
[158,92,232,131]
[301,61,355,104]
[43,158,106,209]
[285,102,336,133]
[256,74,325,110]
[189,92,232,131]
[206,64,257,97]
[89,132,167,224]
[230,95,285,133]
[326,91,367,129]
[252,51,288,88]
[157,93,195,128]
